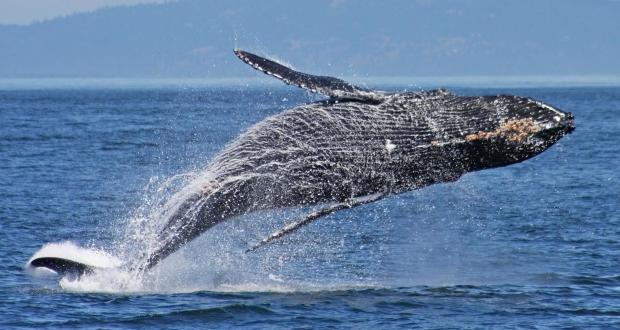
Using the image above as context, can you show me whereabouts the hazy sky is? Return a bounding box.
[0,0,172,25]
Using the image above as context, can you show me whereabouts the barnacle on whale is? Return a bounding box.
[465,119,541,143]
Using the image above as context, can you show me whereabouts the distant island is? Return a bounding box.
[0,0,618,79]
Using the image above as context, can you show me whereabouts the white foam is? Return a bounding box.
[25,265,58,277]
[59,267,144,293]
[26,238,380,294]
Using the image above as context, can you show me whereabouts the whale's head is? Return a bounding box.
[431,94,575,170]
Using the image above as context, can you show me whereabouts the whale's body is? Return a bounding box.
[137,50,575,270]
[28,50,575,275]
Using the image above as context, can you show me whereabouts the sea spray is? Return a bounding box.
[114,171,204,269]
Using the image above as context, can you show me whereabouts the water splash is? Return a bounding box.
[32,164,378,293]
[114,171,203,267]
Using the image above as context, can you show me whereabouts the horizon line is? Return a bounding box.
[1,75,620,90]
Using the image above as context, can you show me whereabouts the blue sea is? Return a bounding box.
[1,83,618,329]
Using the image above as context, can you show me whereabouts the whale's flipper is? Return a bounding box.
[234,49,383,102]
[29,257,97,276]
[245,193,384,252]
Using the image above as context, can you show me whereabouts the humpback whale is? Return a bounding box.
[30,49,575,275]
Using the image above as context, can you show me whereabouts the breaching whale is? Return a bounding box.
[30,49,574,276]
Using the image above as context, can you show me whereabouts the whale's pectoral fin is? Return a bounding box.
[234,49,383,102]
[29,257,97,277]
[245,193,384,252]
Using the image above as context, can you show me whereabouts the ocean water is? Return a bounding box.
[1,84,618,328]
